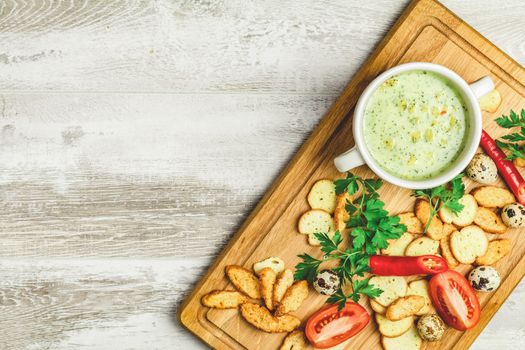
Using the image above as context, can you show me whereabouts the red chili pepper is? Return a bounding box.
[480,130,525,205]
[369,255,448,276]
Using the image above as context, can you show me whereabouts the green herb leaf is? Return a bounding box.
[413,174,465,232]
[495,109,525,160]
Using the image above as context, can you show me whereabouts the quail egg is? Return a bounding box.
[416,314,446,342]
[313,269,340,295]
[466,153,498,184]
[468,266,501,292]
[501,203,525,228]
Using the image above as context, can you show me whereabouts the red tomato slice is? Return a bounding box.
[429,270,481,331]
[305,302,370,349]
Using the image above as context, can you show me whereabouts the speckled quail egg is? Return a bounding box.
[466,153,498,184]
[416,314,446,342]
[468,266,500,292]
[313,269,340,296]
[501,203,525,228]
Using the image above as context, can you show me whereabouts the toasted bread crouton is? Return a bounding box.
[442,223,456,238]
[514,157,525,167]
[254,256,285,275]
[298,209,335,246]
[273,269,294,305]
[240,303,301,333]
[275,280,309,316]
[279,330,306,350]
[478,88,502,113]
[398,212,424,234]
[386,295,425,321]
[407,279,434,315]
[474,207,507,234]
[225,265,261,299]
[381,232,414,256]
[308,179,337,214]
[334,193,351,231]
[371,299,387,315]
[405,237,439,256]
[471,186,515,208]
[439,194,478,227]
[475,239,511,265]
[369,276,407,307]
[381,325,422,350]
[376,313,413,338]
[260,268,277,310]
[450,226,488,264]
[440,234,459,268]
[414,199,443,239]
[201,290,248,309]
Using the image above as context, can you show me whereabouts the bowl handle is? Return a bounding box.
[334,146,365,172]
[470,76,494,99]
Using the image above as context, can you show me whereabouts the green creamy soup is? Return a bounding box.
[363,70,469,180]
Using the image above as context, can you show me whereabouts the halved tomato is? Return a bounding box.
[429,270,481,331]
[305,302,370,349]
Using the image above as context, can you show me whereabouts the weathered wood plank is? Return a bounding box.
[0,0,523,349]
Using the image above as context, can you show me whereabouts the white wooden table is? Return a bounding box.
[0,1,523,349]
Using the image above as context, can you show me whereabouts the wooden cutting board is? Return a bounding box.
[179,0,525,348]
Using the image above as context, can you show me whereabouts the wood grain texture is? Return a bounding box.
[0,0,523,349]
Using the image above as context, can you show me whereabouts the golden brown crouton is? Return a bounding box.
[386,295,425,321]
[240,303,301,333]
[259,267,277,310]
[398,212,424,234]
[273,269,294,305]
[275,280,309,316]
[334,193,351,231]
[279,330,306,350]
[474,207,507,234]
[475,239,511,265]
[471,186,515,208]
[414,199,443,239]
[440,234,459,268]
[201,290,248,309]
[225,265,261,299]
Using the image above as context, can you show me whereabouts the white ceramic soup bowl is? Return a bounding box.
[334,62,494,189]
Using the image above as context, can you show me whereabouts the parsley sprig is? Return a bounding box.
[295,172,406,309]
[413,173,465,232]
[495,109,525,161]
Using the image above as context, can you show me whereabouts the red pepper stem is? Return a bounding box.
[369,255,448,276]
[480,130,525,205]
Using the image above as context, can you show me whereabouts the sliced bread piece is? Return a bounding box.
[369,276,407,307]
[201,290,248,309]
[225,265,261,299]
[478,88,502,113]
[259,267,277,310]
[450,226,489,264]
[371,299,387,315]
[475,239,511,265]
[439,194,478,227]
[279,330,306,350]
[376,313,413,338]
[386,295,425,321]
[471,186,515,208]
[273,269,294,305]
[298,209,335,246]
[381,232,415,256]
[398,212,424,234]
[275,280,309,316]
[253,256,285,275]
[440,234,460,268]
[407,279,433,315]
[405,237,439,256]
[474,207,507,234]
[334,193,351,231]
[414,199,443,239]
[382,325,422,350]
[307,179,337,214]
